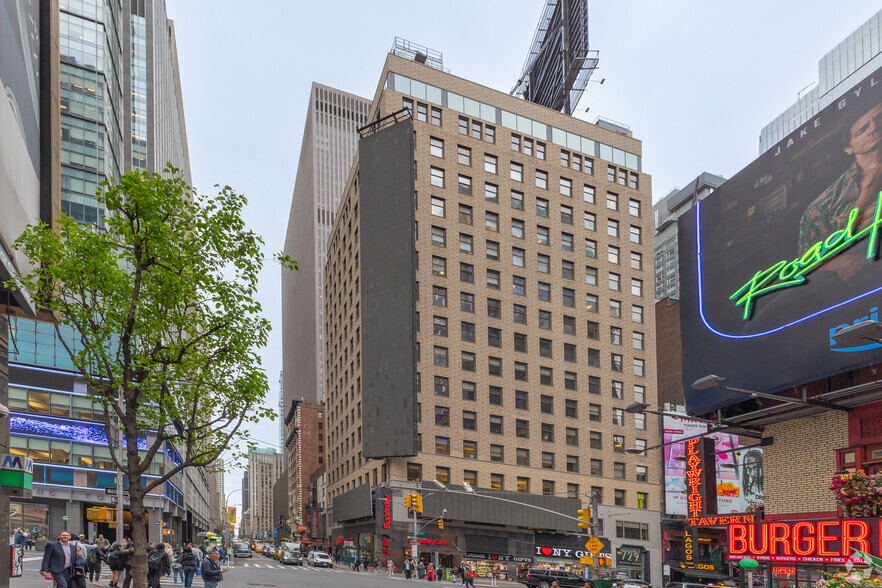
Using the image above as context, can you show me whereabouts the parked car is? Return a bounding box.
[232,543,252,558]
[623,580,652,588]
[307,550,333,567]
[668,583,714,588]
[280,549,303,565]
[519,568,587,588]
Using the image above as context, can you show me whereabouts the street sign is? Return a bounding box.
[105,488,130,497]
[109,496,119,504]
[585,536,603,555]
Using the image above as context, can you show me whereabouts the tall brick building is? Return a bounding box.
[323,42,661,581]
[283,400,325,536]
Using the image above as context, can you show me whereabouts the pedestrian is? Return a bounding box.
[24,530,32,550]
[464,566,475,588]
[490,565,498,587]
[179,546,197,588]
[147,543,171,588]
[201,550,225,588]
[404,558,413,580]
[95,535,110,551]
[172,550,184,584]
[427,562,435,582]
[388,559,396,577]
[86,542,105,586]
[40,531,78,588]
[14,528,25,550]
[120,542,136,588]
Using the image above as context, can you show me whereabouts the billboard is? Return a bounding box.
[680,64,882,411]
[227,506,236,525]
[663,415,764,515]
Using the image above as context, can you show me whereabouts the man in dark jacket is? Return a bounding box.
[40,531,78,588]
[201,550,225,588]
[147,543,171,588]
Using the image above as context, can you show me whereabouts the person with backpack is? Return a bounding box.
[86,544,105,586]
[147,543,171,588]
[171,549,184,584]
[179,545,198,588]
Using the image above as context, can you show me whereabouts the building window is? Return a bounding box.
[488,326,502,348]
[516,419,529,438]
[588,377,600,396]
[585,238,597,258]
[460,263,474,283]
[566,427,579,447]
[540,395,554,414]
[458,204,473,225]
[430,167,444,187]
[537,198,549,218]
[632,305,644,324]
[634,385,646,404]
[540,366,553,386]
[484,154,498,174]
[461,351,476,371]
[586,294,598,313]
[431,226,446,247]
[513,304,527,325]
[564,372,577,390]
[515,391,528,410]
[541,423,554,442]
[485,212,499,232]
[462,410,476,430]
[564,343,576,362]
[590,459,603,476]
[612,408,624,426]
[587,348,600,368]
[539,310,552,330]
[562,232,574,252]
[512,247,525,267]
[433,346,448,367]
[432,316,448,337]
[610,300,622,318]
[487,298,501,319]
[488,356,502,376]
[407,463,422,482]
[607,192,619,211]
[633,331,644,350]
[631,279,643,297]
[560,178,572,198]
[514,361,528,381]
[513,275,526,296]
[635,413,646,430]
[562,261,575,280]
[542,452,555,469]
[486,240,500,260]
[431,107,442,126]
[636,465,648,482]
[511,190,524,210]
[536,170,548,190]
[485,125,495,143]
[459,116,468,135]
[432,256,447,277]
[461,292,475,312]
[590,431,602,450]
[614,489,626,506]
[567,455,579,473]
[471,119,482,139]
[631,251,642,270]
[435,406,450,426]
[609,272,621,292]
[434,376,449,397]
[607,219,619,238]
[462,440,477,460]
[511,133,522,152]
[462,381,476,401]
[459,174,472,196]
[612,380,623,399]
[430,137,444,158]
[461,321,475,342]
[589,403,601,422]
[490,474,503,490]
[433,286,447,307]
[435,437,450,455]
[510,162,523,182]
[630,225,642,244]
[629,198,641,217]
[634,358,645,377]
[511,219,525,240]
[489,444,504,462]
[464,470,477,487]
[585,266,598,286]
[613,435,625,454]
[543,480,555,496]
[538,282,551,301]
[536,141,545,159]
[584,212,596,231]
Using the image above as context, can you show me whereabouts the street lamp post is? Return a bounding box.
[223,488,242,549]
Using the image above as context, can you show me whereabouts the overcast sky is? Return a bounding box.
[163,0,882,515]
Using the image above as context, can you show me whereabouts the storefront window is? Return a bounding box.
[10,502,49,545]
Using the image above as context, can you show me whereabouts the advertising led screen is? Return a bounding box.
[680,65,882,412]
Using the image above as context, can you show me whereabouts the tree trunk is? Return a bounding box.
[127,430,149,588]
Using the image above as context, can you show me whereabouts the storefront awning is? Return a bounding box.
[676,568,733,580]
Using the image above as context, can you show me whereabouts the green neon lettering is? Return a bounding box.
[730,192,882,319]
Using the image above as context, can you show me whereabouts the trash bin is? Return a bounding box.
[595,579,613,588]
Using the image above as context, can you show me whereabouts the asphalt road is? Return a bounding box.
[13,553,522,588]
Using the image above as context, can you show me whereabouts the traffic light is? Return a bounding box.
[596,556,612,567]
[577,507,592,530]
[405,493,423,513]
[437,519,444,530]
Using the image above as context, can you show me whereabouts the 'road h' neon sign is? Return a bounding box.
[730,192,882,320]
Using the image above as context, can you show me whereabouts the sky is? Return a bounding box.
[163,0,882,514]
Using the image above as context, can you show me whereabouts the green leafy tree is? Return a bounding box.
[7,168,295,588]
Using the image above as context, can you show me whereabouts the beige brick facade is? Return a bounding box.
[323,54,659,514]
[763,411,848,516]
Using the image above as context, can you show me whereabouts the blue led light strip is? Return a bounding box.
[695,200,882,339]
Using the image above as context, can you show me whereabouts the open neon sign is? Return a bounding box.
[730,192,882,320]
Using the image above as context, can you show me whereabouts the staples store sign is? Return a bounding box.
[728,519,882,564]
